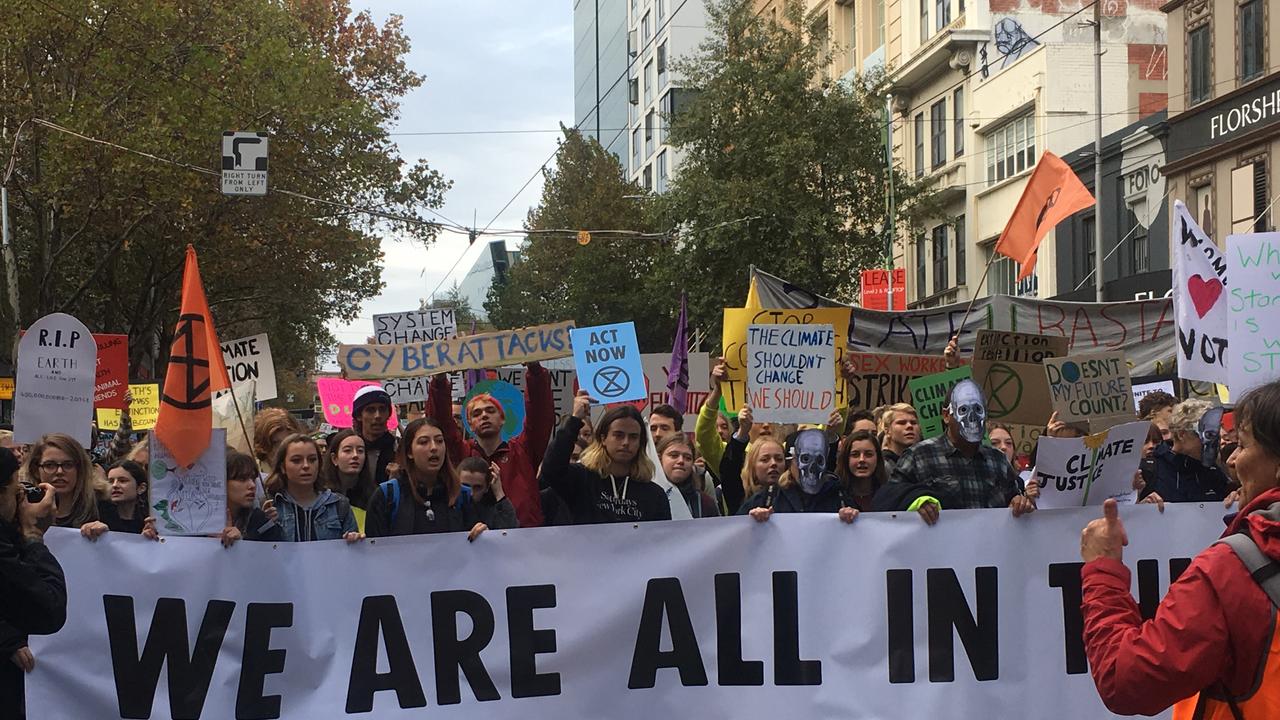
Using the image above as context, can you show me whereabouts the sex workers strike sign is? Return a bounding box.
[338,321,574,379]
[745,323,836,423]
[1030,421,1147,508]
[841,351,948,411]
[32,507,1221,719]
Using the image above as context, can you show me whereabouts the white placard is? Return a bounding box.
[746,323,836,423]
[147,428,228,536]
[221,131,268,196]
[1131,380,1175,408]
[1031,421,1148,508]
[220,333,277,401]
[372,307,458,345]
[30,507,1218,719]
[640,352,710,427]
[14,312,97,445]
[1226,231,1280,398]
[1172,201,1229,385]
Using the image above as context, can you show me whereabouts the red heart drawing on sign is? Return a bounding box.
[1187,274,1223,318]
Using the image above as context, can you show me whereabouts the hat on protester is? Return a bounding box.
[352,386,392,417]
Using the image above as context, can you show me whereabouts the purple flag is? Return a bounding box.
[665,293,690,413]
[464,319,486,391]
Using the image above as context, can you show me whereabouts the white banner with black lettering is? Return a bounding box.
[30,507,1223,719]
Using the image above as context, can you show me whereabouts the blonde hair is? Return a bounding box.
[1168,399,1213,439]
[578,406,654,482]
[27,433,99,527]
[740,438,785,498]
[254,408,302,463]
[125,437,149,463]
[878,403,917,435]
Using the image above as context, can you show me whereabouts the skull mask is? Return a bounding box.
[1198,406,1224,469]
[792,429,829,495]
[948,379,988,444]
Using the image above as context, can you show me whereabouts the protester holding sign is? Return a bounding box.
[352,386,397,486]
[740,429,857,523]
[265,434,362,543]
[1080,380,1280,718]
[222,452,281,546]
[428,363,554,528]
[695,358,732,474]
[320,430,377,511]
[717,406,779,514]
[1141,399,1232,505]
[836,430,887,511]
[97,461,148,534]
[364,418,491,539]
[656,435,718,518]
[541,392,671,524]
[25,434,99,531]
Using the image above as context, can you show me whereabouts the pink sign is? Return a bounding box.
[316,377,400,430]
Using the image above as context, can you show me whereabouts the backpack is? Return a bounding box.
[1218,532,1280,608]
[378,478,472,527]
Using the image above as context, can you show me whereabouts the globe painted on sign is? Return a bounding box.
[463,379,525,441]
[1061,362,1081,383]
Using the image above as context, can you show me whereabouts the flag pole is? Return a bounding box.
[224,384,255,452]
[956,251,999,344]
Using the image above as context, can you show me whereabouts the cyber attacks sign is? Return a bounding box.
[30,507,1217,719]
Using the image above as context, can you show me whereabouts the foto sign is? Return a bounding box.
[220,131,268,196]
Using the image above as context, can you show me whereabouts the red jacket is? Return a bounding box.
[1082,487,1280,716]
[428,366,554,528]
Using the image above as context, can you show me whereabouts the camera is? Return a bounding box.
[23,485,45,504]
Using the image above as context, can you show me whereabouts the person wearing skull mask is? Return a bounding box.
[740,429,858,523]
[876,380,1035,524]
[1141,399,1232,506]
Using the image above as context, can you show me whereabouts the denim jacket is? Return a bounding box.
[274,488,356,542]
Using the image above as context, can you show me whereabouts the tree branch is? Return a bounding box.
[56,211,150,313]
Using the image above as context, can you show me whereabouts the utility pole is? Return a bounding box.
[1092,1,1105,302]
[885,94,897,311]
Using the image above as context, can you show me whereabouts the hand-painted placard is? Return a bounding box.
[15,313,97,445]
[338,321,574,379]
[95,383,161,431]
[907,366,972,439]
[220,333,277,401]
[148,427,228,536]
[315,377,400,430]
[1226,231,1280,398]
[842,351,949,411]
[1172,201,1229,385]
[493,364,578,425]
[93,334,130,410]
[372,307,457,345]
[640,352,710,427]
[1031,421,1147,508]
[722,307,852,413]
[970,357,1055,427]
[745,323,836,423]
[379,372,465,405]
[974,329,1069,364]
[1044,352,1134,425]
[1131,379,1176,408]
[570,322,645,403]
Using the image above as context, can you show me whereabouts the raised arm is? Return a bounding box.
[427,373,466,463]
[518,362,555,468]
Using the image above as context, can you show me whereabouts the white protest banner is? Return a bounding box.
[373,307,458,345]
[1031,421,1147,508]
[640,352,710,426]
[14,312,97,445]
[1131,379,1175,408]
[147,428,228,536]
[1172,201,1229,385]
[339,321,575,379]
[746,323,836,423]
[1226,231,1280,398]
[220,333,278,401]
[1044,352,1134,427]
[31,507,1219,720]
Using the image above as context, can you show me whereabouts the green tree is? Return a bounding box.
[656,0,941,339]
[422,282,480,330]
[1,0,449,382]
[485,127,676,350]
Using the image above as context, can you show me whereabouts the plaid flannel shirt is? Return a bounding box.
[889,432,1022,510]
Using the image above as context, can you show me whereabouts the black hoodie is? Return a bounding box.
[737,477,849,515]
[541,416,672,524]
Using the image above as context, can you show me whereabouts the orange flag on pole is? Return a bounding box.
[154,245,232,467]
[994,151,1096,281]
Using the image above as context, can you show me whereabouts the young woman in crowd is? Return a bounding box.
[989,423,1018,467]
[97,460,148,534]
[221,451,282,546]
[740,431,858,523]
[541,391,671,523]
[124,437,149,467]
[266,433,362,543]
[457,456,518,530]
[365,418,491,538]
[835,430,886,511]
[25,434,99,532]
[320,430,376,510]
[718,406,777,514]
[657,434,718,518]
[729,437,786,515]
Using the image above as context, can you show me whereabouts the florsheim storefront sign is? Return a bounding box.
[1169,73,1280,162]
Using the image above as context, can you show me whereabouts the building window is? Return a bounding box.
[874,0,886,46]
[657,151,669,193]
[644,60,654,106]
[813,12,830,60]
[645,110,655,157]
[657,43,668,88]
[953,89,964,157]
[936,0,950,30]
[932,225,949,295]
[1254,161,1269,231]
[1240,0,1264,83]
[632,127,641,172]
[643,164,653,191]
[1116,178,1148,275]
[985,113,1036,186]
[920,0,930,43]
[658,0,666,24]
[930,100,947,168]
[847,6,857,62]
[1189,25,1212,104]
[642,11,651,46]
[1191,178,1215,231]
[955,215,966,285]
[914,112,925,178]
[915,236,927,300]
[1077,214,1097,291]
[991,254,1039,297]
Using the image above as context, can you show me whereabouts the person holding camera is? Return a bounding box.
[0,446,65,718]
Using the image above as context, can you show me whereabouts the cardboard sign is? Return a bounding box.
[842,351,949,411]
[1172,201,1229,385]
[316,377,400,430]
[907,366,972,439]
[722,307,852,413]
[570,322,645,403]
[1226,231,1280,398]
[970,357,1055,427]
[1031,421,1147,508]
[640,352,710,428]
[0,378,12,401]
[745,324,836,423]
[148,428,228,536]
[220,333,277,401]
[974,329,1069,364]
[380,372,466,405]
[372,307,458,345]
[338,321,575,379]
[860,268,906,311]
[93,334,129,410]
[95,383,161,431]
[14,313,97,445]
[493,364,578,426]
[1044,352,1134,426]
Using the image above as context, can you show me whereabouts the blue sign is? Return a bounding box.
[570,322,645,403]
[462,379,526,441]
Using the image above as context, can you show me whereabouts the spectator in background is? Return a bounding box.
[714,411,733,443]
[657,434,718,518]
[847,409,879,437]
[989,423,1017,468]
[97,460,148,534]
[351,386,397,486]
[266,433,362,543]
[1142,399,1231,505]
[1138,390,1177,443]
[124,437,149,468]
[879,403,920,474]
[649,404,684,445]
[222,451,281,546]
[320,429,376,511]
[457,456,518,530]
[741,429,858,523]
[253,407,301,473]
[836,430,887,511]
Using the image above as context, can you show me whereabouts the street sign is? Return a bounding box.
[221,131,268,196]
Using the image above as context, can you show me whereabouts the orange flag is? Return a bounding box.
[995,151,1096,281]
[154,245,232,467]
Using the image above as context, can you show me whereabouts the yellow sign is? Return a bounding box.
[721,307,852,413]
[0,378,12,401]
[95,383,160,431]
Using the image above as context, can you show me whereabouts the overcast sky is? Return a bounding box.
[333,1,574,345]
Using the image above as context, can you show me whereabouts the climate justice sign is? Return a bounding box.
[31,509,1217,719]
